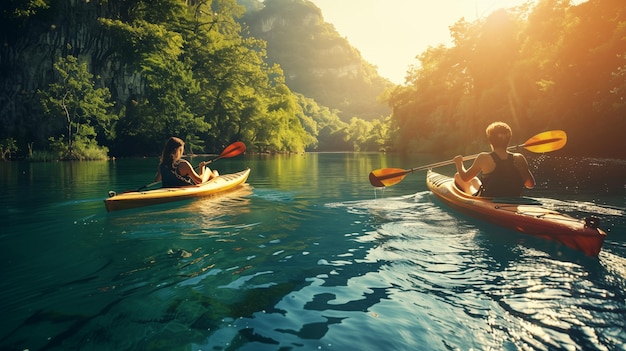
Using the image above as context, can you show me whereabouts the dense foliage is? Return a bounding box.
[0,0,391,160]
[388,0,626,158]
[0,0,624,160]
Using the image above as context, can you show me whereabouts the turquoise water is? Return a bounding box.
[1,153,625,350]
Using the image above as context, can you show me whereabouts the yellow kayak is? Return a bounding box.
[105,168,250,212]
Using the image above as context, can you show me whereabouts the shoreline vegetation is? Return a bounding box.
[1,0,624,162]
[8,151,626,163]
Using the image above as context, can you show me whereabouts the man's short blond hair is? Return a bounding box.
[486,122,512,148]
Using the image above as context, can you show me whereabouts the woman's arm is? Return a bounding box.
[154,167,162,182]
[177,160,206,184]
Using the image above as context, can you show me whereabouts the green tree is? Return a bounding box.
[386,0,626,158]
[39,55,115,159]
[294,93,347,150]
[364,118,393,152]
[101,12,209,154]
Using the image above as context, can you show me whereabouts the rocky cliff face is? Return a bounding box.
[0,1,141,140]
[0,0,390,147]
[243,0,391,121]
[259,11,321,32]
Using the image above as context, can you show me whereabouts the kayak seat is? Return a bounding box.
[454,173,482,196]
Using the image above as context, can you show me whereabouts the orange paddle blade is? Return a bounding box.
[221,141,246,158]
[369,168,409,187]
[205,141,246,165]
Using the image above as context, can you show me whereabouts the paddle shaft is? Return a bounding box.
[375,135,563,182]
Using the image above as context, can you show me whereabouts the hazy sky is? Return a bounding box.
[308,0,536,84]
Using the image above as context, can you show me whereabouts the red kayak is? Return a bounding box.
[426,170,606,256]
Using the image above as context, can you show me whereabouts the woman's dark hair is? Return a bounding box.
[160,137,184,166]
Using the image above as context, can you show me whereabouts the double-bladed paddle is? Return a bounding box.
[369,130,567,187]
[110,141,246,196]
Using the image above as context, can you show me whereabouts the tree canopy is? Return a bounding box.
[0,0,624,160]
[0,0,390,159]
[387,0,626,158]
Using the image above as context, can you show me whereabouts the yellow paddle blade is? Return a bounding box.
[523,130,567,153]
[369,168,409,187]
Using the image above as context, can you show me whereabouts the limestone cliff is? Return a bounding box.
[242,0,392,121]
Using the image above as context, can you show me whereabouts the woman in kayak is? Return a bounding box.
[155,137,219,187]
[453,122,535,197]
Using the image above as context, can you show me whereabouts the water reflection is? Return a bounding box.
[325,193,626,351]
[1,155,625,350]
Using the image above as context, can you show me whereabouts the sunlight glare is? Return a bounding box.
[309,0,539,83]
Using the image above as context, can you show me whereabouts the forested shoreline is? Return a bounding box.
[0,0,391,160]
[0,0,624,161]
[388,0,625,158]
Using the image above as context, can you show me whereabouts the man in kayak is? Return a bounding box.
[154,137,219,187]
[453,122,535,197]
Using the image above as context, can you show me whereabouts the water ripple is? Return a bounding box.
[322,193,626,351]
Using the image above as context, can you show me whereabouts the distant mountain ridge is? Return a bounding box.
[240,0,392,121]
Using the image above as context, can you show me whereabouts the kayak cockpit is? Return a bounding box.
[453,173,482,196]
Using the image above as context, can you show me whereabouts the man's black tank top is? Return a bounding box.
[480,152,523,197]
